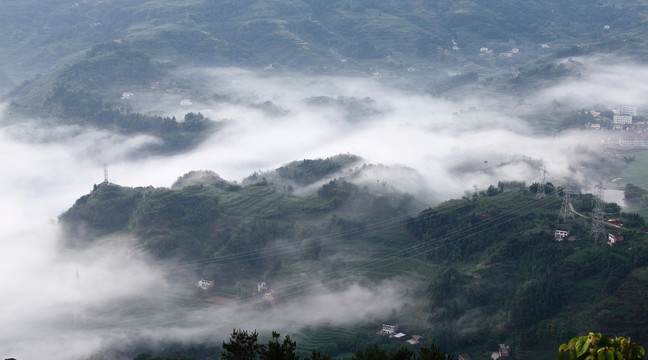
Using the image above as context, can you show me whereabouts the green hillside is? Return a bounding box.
[59,158,648,360]
[6,0,648,154]
[4,43,222,154]
[3,0,648,81]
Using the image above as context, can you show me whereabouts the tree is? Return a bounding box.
[556,332,646,360]
[350,344,452,360]
[222,329,263,360]
[305,350,331,360]
[624,183,646,206]
[352,344,411,360]
[260,331,298,360]
[418,344,454,360]
[222,329,298,360]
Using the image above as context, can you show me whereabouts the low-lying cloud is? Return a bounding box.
[0,56,636,359]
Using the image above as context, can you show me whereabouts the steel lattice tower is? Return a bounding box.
[590,184,606,242]
[536,165,547,199]
[103,164,109,184]
[559,186,575,222]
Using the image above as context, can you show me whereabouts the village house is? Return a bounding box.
[121,92,133,99]
[406,335,425,346]
[491,344,511,359]
[258,282,268,292]
[180,99,192,106]
[381,324,396,335]
[196,279,214,290]
[554,229,570,241]
[608,233,624,246]
[264,292,276,304]
[607,219,623,227]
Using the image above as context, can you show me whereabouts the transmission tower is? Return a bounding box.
[559,186,575,222]
[103,164,110,184]
[590,184,606,242]
[536,165,547,199]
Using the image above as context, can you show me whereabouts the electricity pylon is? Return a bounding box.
[559,186,574,222]
[536,165,547,199]
[590,184,606,242]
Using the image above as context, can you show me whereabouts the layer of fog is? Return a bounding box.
[536,56,648,109]
[110,66,608,197]
[0,56,638,359]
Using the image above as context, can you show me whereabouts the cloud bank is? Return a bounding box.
[0,56,638,359]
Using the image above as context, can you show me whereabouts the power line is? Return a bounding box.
[162,193,560,278]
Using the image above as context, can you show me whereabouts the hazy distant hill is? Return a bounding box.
[5,0,648,155]
[2,0,648,82]
[58,157,648,359]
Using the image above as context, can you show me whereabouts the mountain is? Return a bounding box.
[58,157,648,359]
[5,0,648,155]
[3,0,648,81]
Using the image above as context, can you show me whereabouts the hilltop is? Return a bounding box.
[58,156,648,360]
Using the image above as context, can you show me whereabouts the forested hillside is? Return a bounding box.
[3,0,648,82]
[6,0,648,156]
[59,158,648,360]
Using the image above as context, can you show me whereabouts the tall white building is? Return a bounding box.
[620,105,637,116]
[613,114,633,125]
[613,105,637,116]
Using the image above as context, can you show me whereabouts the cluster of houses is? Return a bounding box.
[379,324,425,346]
[585,105,648,150]
[443,39,521,60]
[491,344,511,360]
[194,279,277,304]
[477,46,520,59]
[257,281,276,304]
[555,219,624,247]
[120,79,192,106]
